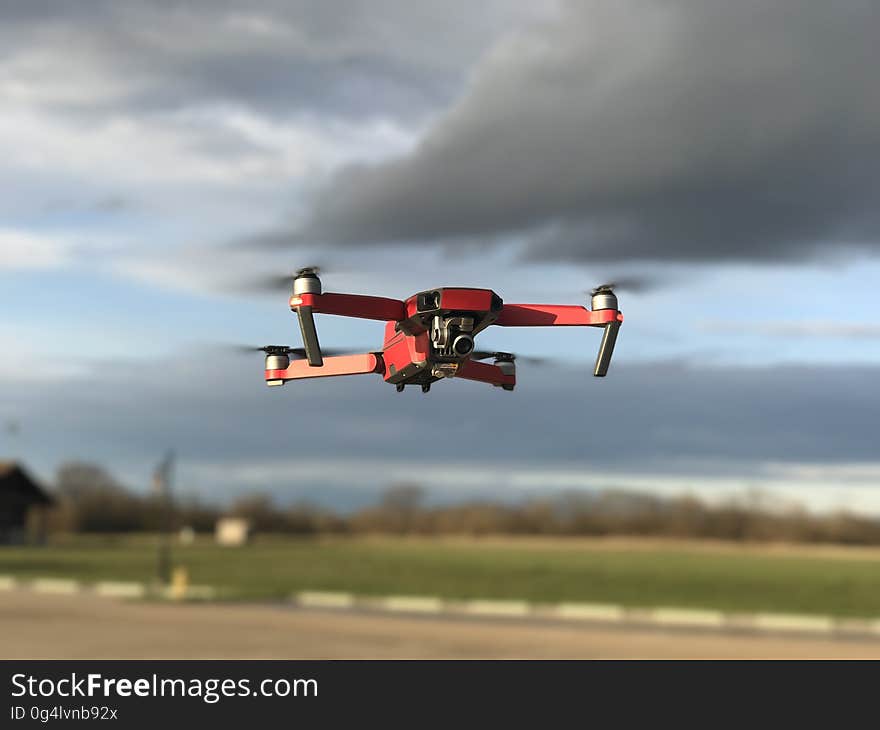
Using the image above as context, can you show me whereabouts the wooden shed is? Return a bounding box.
[0,462,54,544]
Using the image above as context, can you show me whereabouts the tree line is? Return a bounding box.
[44,462,880,545]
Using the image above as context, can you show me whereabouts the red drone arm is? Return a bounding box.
[266,353,383,386]
[456,358,515,388]
[495,304,623,327]
[495,303,624,377]
[290,292,406,322]
[286,291,406,367]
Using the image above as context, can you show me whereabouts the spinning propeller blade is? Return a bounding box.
[239,264,339,294]
[470,351,549,365]
[295,265,321,277]
[243,274,297,293]
[225,345,356,359]
[587,274,664,296]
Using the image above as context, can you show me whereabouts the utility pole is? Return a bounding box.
[4,419,20,452]
[152,451,175,585]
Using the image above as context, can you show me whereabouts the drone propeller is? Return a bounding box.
[241,266,322,294]
[587,274,663,296]
[470,350,549,365]
[226,344,355,358]
[244,274,298,293]
[239,263,350,294]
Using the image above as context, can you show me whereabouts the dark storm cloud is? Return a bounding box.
[301,0,880,264]
[0,0,539,122]
[3,355,879,496]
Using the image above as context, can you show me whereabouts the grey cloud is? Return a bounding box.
[92,196,131,213]
[0,0,542,122]
[3,352,879,506]
[302,0,880,263]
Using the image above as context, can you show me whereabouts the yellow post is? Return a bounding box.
[170,566,189,601]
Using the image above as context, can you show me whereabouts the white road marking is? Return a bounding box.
[94,581,146,599]
[31,578,80,594]
[553,602,626,622]
[458,599,532,617]
[651,608,726,628]
[380,596,445,613]
[295,591,356,609]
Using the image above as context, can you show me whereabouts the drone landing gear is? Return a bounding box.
[395,381,432,393]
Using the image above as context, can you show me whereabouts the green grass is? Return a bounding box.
[3,534,880,617]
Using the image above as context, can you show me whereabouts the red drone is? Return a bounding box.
[257,268,623,393]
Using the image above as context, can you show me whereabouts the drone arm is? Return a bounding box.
[456,359,515,388]
[291,292,406,322]
[495,304,622,327]
[593,320,620,377]
[288,292,405,367]
[265,353,383,386]
[296,306,323,366]
[495,303,624,378]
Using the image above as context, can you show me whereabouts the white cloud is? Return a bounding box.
[763,462,880,483]
[0,327,90,381]
[0,229,73,270]
[187,458,880,516]
[699,320,880,339]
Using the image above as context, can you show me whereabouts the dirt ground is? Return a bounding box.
[2,590,880,659]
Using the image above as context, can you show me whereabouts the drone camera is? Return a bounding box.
[431,315,476,359]
[452,334,475,357]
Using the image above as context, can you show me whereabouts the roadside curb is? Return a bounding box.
[0,575,213,602]
[289,590,880,640]
[3,574,878,639]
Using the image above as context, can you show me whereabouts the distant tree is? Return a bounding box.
[56,462,122,499]
[229,493,287,532]
[175,496,221,533]
[350,484,426,534]
[40,463,880,545]
[53,461,144,533]
[380,484,425,513]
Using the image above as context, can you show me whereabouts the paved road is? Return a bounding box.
[2,590,879,659]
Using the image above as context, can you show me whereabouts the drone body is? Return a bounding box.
[262,269,623,393]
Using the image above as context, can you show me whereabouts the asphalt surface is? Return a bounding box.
[2,590,879,659]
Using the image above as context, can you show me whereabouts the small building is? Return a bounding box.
[215,517,251,546]
[0,462,54,544]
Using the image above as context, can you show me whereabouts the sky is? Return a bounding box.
[2,0,880,513]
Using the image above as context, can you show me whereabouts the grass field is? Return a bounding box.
[3,534,880,617]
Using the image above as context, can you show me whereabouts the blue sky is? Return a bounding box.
[2,1,880,513]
